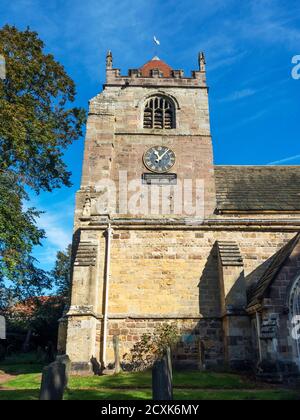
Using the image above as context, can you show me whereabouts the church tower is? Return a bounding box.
[60,52,219,373]
[59,50,300,379]
[80,51,216,218]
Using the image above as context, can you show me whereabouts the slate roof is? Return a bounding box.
[247,233,300,310]
[215,166,300,212]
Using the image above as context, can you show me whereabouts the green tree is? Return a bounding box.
[0,171,49,302]
[5,296,65,352]
[0,25,86,298]
[51,245,72,299]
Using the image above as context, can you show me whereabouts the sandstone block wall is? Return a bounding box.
[63,55,300,373]
[260,241,300,366]
[79,81,216,218]
[64,225,297,369]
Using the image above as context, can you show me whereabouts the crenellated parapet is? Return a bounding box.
[105,52,207,88]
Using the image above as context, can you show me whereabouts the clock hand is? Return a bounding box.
[157,148,170,162]
[154,150,160,162]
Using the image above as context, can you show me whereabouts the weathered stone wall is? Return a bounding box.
[107,229,294,319]
[84,227,296,368]
[79,81,216,218]
[64,204,300,370]
[105,318,223,369]
[261,241,300,365]
[62,55,300,373]
[103,229,294,365]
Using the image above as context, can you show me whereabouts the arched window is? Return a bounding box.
[290,276,300,366]
[143,96,175,129]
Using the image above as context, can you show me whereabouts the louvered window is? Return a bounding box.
[143,96,175,129]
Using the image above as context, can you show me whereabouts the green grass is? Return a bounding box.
[1,358,299,401]
[0,352,42,366]
[0,364,43,375]
[64,387,300,401]
[0,388,298,401]
[0,353,43,375]
[174,389,300,401]
[2,372,41,390]
[65,388,152,401]
[0,390,39,401]
[174,371,256,390]
[69,371,256,390]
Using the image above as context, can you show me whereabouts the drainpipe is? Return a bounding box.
[256,311,263,363]
[103,223,113,368]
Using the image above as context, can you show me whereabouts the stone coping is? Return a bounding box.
[80,218,300,232]
[65,313,221,320]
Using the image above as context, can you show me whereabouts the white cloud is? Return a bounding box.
[1,0,299,82]
[218,88,258,103]
[37,210,72,250]
[235,0,300,50]
[267,154,300,165]
[208,51,247,72]
[26,194,74,269]
[220,109,267,132]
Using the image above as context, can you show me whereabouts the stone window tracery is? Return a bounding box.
[290,276,300,365]
[143,96,175,129]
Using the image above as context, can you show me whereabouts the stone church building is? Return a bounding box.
[59,52,300,380]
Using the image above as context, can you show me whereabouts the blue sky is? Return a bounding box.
[0,0,299,272]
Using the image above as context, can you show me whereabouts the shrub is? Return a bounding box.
[125,323,180,371]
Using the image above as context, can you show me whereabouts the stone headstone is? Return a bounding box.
[113,335,121,374]
[91,356,101,375]
[45,341,55,363]
[166,347,173,380]
[56,355,71,388]
[0,55,6,80]
[198,338,206,370]
[37,346,46,363]
[39,361,66,401]
[0,343,5,361]
[152,350,173,401]
[0,316,6,340]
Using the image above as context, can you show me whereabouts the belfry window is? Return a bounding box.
[143,96,175,129]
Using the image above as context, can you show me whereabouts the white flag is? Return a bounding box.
[153,36,160,46]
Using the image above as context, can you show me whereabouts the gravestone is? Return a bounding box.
[45,341,55,363]
[113,335,121,374]
[0,316,6,362]
[166,347,173,380]
[56,355,71,388]
[37,346,46,363]
[0,55,6,80]
[152,349,173,401]
[198,338,206,370]
[0,344,5,361]
[39,361,66,400]
[91,356,101,375]
[0,316,6,340]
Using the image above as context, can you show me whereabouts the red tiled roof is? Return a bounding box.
[10,296,61,316]
[140,56,173,77]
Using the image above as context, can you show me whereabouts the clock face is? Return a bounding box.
[143,146,176,173]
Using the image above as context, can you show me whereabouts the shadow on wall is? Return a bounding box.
[245,255,277,293]
[198,242,221,318]
[151,244,225,370]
